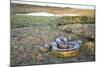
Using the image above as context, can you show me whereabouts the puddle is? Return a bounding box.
[16,12,79,16]
[16,12,56,16]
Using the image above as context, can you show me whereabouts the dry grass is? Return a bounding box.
[11,3,95,17]
[11,24,95,66]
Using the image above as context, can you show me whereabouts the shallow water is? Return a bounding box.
[16,12,56,16]
[16,12,79,16]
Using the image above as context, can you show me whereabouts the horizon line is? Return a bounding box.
[11,0,95,9]
[11,0,95,7]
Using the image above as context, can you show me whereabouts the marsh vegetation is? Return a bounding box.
[11,3,95,66]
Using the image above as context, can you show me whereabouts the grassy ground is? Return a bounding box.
[11,2,95,66]
[11,15,95,66]
[11,15,95,28]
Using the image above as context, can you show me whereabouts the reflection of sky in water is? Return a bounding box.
[16,12,79,16]
[11,0,95,9]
